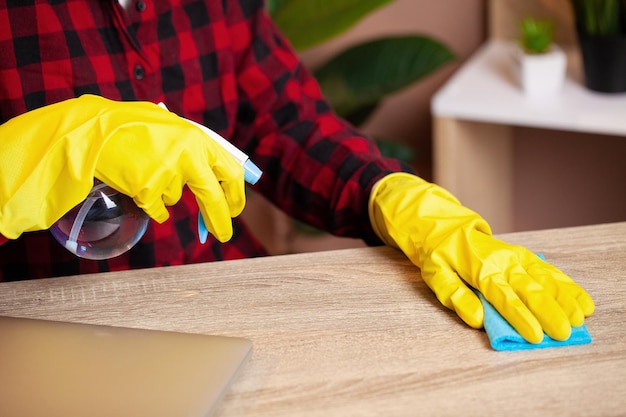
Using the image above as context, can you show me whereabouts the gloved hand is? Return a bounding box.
[369,172,595,343]
[0,94,245,242]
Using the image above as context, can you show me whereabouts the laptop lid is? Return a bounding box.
[0,315,251,417]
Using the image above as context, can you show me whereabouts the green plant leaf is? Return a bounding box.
[266,0,289,16]
[268,0,395,50]
[313,35,455,118]
[343,102,379,126]
[519,17,553,53]
[375,138,415,162]
[570,0,623,35]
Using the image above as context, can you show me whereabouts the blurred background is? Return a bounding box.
[242,0,626,254]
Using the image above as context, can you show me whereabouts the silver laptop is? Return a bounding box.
[0,315,251,417]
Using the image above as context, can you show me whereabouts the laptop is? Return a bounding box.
[0,315,252,417]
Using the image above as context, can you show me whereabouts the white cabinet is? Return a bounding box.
[431,39,626,232]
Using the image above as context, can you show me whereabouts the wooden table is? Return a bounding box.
[1,222,625,416]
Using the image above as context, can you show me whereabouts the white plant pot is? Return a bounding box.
[515,44,566,97]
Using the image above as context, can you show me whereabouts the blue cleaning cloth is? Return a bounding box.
[478,291,592,351]
[476,254,592,351]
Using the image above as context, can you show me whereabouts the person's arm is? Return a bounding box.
[224,1,594,344]
[224,0,411,245]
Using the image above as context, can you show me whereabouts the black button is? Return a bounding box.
[135,1,146,12]
[133,65,145,80]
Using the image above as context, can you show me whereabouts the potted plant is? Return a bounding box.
[570,0,626,93]
[515,16,566,97]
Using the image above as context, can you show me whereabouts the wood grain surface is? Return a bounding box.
[1,222,625,416]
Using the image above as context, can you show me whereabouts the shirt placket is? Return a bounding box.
[110,0,159,100]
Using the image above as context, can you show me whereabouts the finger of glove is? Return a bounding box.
[210,160,245,218]
[575,290,595,318]
[523,261,585,327]
[183,144,244,242]
[179,124,246,218]
[94,170,172,224]
[208,152,246,217]
[95,163,174,224]
[190,178,234,243]
[508,271,572,341]
[138,196,171,224]
[480,274,544,344]
[134,173,187,224]
[526,260,595,321]
[422,262,484,329]
[555,292,585,327]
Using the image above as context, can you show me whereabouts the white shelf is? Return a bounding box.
[432,39,626,137]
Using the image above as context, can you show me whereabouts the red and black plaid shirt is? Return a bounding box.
[0,0,414,281]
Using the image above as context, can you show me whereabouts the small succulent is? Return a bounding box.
[519,16,554,54]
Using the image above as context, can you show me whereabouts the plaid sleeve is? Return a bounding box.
[225,0,416,244]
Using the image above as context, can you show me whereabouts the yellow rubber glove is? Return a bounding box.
[0,94,245,242]
[369,172,595,343]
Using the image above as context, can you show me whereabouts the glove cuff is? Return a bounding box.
[368,173,426,248]
[368,172,492,263]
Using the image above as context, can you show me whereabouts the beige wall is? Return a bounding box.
[513,128,626,231]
